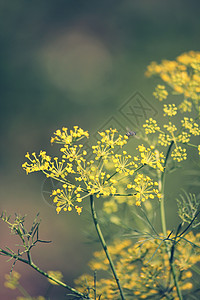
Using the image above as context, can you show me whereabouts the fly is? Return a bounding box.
[125,127,139,139]
[126,128,136,137]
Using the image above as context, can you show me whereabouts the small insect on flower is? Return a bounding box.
[126,128,139,139]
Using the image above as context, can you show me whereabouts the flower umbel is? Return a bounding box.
[181,117,200,136]
[153,85,168,101]
[146,51,200,108]
[111,151,136,175]
[143,118,160,134]
[92,128,128,160]
[137,144,164,171]
[163,104,178,117]
[50,126,89,145]
[23,127,142,214]
[4,271,20,290]
[178,99,192,113]
[127,174,161,206]
[51,184,83,215]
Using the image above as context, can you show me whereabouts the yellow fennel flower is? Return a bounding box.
[153,85,168,101]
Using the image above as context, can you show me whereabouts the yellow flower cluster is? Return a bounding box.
[153,84,168,101]
[158,132,171,146]
[23,127,163,214]
[92,129,128,160]
[171,146,187,162]
[181,117,200,136]
[4,271,20,290]
[177,132,190,144]
[146,51,200,108]
[76,159,118,199]
[158,123,189,162]
[143,104,200,162]
[163,121,177,133]
[163,104,177,117]
[22,151,51,174]
[50,126,89,145]
[4,271,43,298]
[127,174,161,206]
[111,151,137,175]
[178,99,192,113]
[51,184,83,214]
[75,232,200,299]
[143,118,160,134]
[137,144,164,171]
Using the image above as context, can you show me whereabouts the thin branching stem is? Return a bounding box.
[0,248,91,300]
[90,195,126,300]
[159,141,174,236]
[158,141,183,300]
[16,283,32,298]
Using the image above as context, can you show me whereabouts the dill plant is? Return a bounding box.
[1,50,200,300]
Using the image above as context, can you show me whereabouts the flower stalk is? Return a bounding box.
[90,194,126,300]
[159,141,183,300]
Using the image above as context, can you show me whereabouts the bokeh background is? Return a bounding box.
[1,1,200,299]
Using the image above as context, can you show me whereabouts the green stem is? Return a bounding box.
[159,141,183,300]
[105,163,146,185]
[90,195,126,300]
[159,141,174,236]
[17,284,32,299]
[170,263,183,300]
[0,248,91,299]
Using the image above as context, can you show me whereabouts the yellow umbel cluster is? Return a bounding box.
[75,232,200,299]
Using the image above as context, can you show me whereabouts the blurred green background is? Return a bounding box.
[1,1,200,299]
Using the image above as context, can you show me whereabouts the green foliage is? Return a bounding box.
[176,191,200,228]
